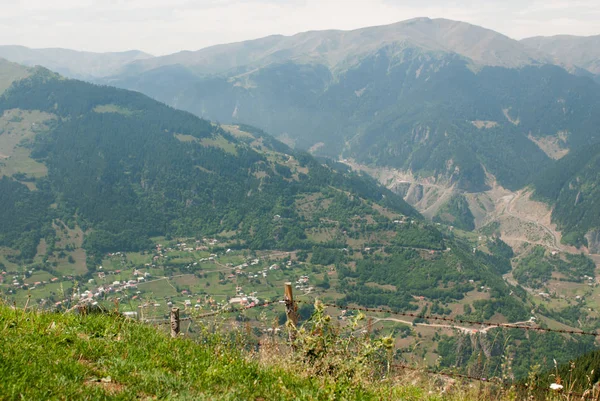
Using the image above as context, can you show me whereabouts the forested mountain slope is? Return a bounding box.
[3,20,600,200]
[0,66,423,261]
[95,18,600,194]
[532,144,600,250]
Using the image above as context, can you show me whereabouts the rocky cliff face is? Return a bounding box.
[586,229,600,254]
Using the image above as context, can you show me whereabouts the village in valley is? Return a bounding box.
[3,207,600,366]
[0,235,326,326]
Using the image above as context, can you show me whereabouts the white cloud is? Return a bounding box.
[0,0,598,54]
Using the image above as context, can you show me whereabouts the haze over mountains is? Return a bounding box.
[3,16,600,383]
[3,18,597,79]
[0,46,152,79]
[3,17,598,249]
[116,17,552,75]
[522,34,600,76]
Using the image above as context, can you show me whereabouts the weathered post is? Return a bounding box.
[170,307,180,338]
[284,282,298,342]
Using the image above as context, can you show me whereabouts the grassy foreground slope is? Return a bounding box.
[3,303,597,401]
[0,303,437,401]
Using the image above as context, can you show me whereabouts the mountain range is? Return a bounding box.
[0,58,532,330]
[522,34,600,76]
[0,45,152,79]
[2,20,600,378]
[2,17,600,250]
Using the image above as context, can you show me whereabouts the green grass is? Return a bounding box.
[200,135,238,155]
[0,247,19,271]
[93,104,135,116]
[0,109,54,179]
[0,303,433,400]
[0,60,31,95]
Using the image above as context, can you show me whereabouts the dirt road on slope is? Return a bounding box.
[503,191,561,250]
[372,316,536,335]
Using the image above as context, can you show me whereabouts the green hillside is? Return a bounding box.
[2,300,599,401]
[0,66,512,317]
[0,67,419,262]
[433,194,475,231]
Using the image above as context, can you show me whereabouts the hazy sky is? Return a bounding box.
[1,0,599,55]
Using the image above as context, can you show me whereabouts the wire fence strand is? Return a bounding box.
[139,297,600,400]
[146,299,283,326]
[391,364,597,400]
[297,300,600,337]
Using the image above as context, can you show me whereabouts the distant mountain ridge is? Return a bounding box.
[0,46,152,79]
[2,18,597,79]
[522,34,600,76]
[117,18,551,77]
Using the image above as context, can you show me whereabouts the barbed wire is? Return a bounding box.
[392,363,499,383]
[139,298,598,399]
[146,299,283,326]
[391,364,596,400]
[297,300,600,337]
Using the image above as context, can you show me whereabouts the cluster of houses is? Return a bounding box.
[149,239,219,262]
[223,259,295,282]
[74,271,153,306]
[4,238,307,318]
[582,275,597,286]
[223,258,261,280]
[229,285,260,307]
[178,294,233,311]
[294,275,313,293]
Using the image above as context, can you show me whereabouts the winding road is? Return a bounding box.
[503,191,561,251]
[372,316,536,335]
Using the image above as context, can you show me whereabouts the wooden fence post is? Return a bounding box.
[170,307,180,338]
[284,282,298,342]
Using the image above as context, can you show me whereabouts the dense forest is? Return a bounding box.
[433,194,475,231]
[513,246,595,288]
[0,177,54,259]
[533,347,600,393]
[532,144,600,248]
